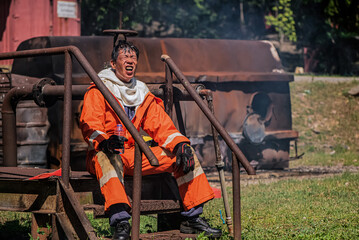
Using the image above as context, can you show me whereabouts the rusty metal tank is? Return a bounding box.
[4,36,297,170]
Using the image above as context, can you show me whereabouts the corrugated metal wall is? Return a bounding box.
[0,0,80,66]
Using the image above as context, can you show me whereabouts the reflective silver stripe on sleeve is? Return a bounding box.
[176,166,204,187]
[162,132,184,148]
[96,152,124,188]
[89,130,105,148]
[99,169,123,188]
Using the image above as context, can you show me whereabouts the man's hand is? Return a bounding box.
[175,143,195,174]
[99,135,128,154]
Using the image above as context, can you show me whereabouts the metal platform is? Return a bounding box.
[0,167,192,239]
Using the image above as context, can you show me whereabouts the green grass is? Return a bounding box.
[87,214,158,238]
[240,172,359,239]
[290,80,359,167]
[2,173,358,239]
[88,80,359,239]
[1,80,359,239]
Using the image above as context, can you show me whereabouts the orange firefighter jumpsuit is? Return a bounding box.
[80,85,214,212]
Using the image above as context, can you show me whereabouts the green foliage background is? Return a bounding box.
[292,0,359,75]
[265,0,297,42]
[81,0,359,75]
[81,0,272,39]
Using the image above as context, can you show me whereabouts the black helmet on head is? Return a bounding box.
[103,29,139,61]
[111,40,140,62]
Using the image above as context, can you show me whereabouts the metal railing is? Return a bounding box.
[0,47,256,239]
[0,46,160,239]
[161,54,256,239]
[0,46,159,182]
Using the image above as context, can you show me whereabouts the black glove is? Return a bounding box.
[99,135,128,154]
[175,142,195,174]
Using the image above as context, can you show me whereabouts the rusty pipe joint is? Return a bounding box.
[32,78,57,107]
[2,85,34,113]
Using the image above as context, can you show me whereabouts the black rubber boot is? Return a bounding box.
[180,217,222,238]
[112,221,131,240]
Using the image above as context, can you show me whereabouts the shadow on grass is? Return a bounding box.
[0,220,30,240]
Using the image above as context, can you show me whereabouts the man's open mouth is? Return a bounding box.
[125,66,134,71]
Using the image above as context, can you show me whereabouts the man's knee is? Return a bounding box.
[96,151,124,185]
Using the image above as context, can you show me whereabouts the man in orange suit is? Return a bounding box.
[80,40,221,240]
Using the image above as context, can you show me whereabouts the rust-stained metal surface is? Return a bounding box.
[139,230,197,240]
[8,36,297,170]
[0,46,171,238]
[0,69,11,165]
[0,79,205,169]
[0,167,184,239]
[0,168,180,205]
[56,178,97,239]
[161,54,255,174]
[0,73,52,167]
[232,152,242,239]
[0,46,159,172]
[205,90,233,234]
[11,36,290,83]
[132,143,143,240]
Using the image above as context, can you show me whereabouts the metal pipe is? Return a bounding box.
[164,64,173,116]
[161,54,255,175]
[42,85,88,99]
[204,90,233,235]
[1,85,33,166]
[0,46,159,166]
[174,102,187,136]
[131,143,142,240]
[149,84,205,101]
[2,83,90,167]
[62,51,72,187]
[1,81,206,168]
[41,84,205,101]
[232,152,241,239]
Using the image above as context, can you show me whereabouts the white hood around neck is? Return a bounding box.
[98,68,149,107]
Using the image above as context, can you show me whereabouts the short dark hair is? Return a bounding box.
[111,40,140,62]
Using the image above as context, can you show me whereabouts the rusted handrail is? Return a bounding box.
[164,64,174,116]
[161,54,255,175]
[0,46,159,181]
[232,152,242,239]
[132,143,143,240]
[62,50,72,186]
[203,89,233,235]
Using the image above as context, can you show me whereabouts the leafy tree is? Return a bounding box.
[265,0,297,43]
[81,0,359,75]
[81,0,134,36]
[293,0,359,74]
[81,0,272,39]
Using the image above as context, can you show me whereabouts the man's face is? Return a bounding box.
[110,48,138,83]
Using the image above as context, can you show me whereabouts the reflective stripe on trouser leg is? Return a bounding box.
[95,151,130,211]
[174,147,215,211]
